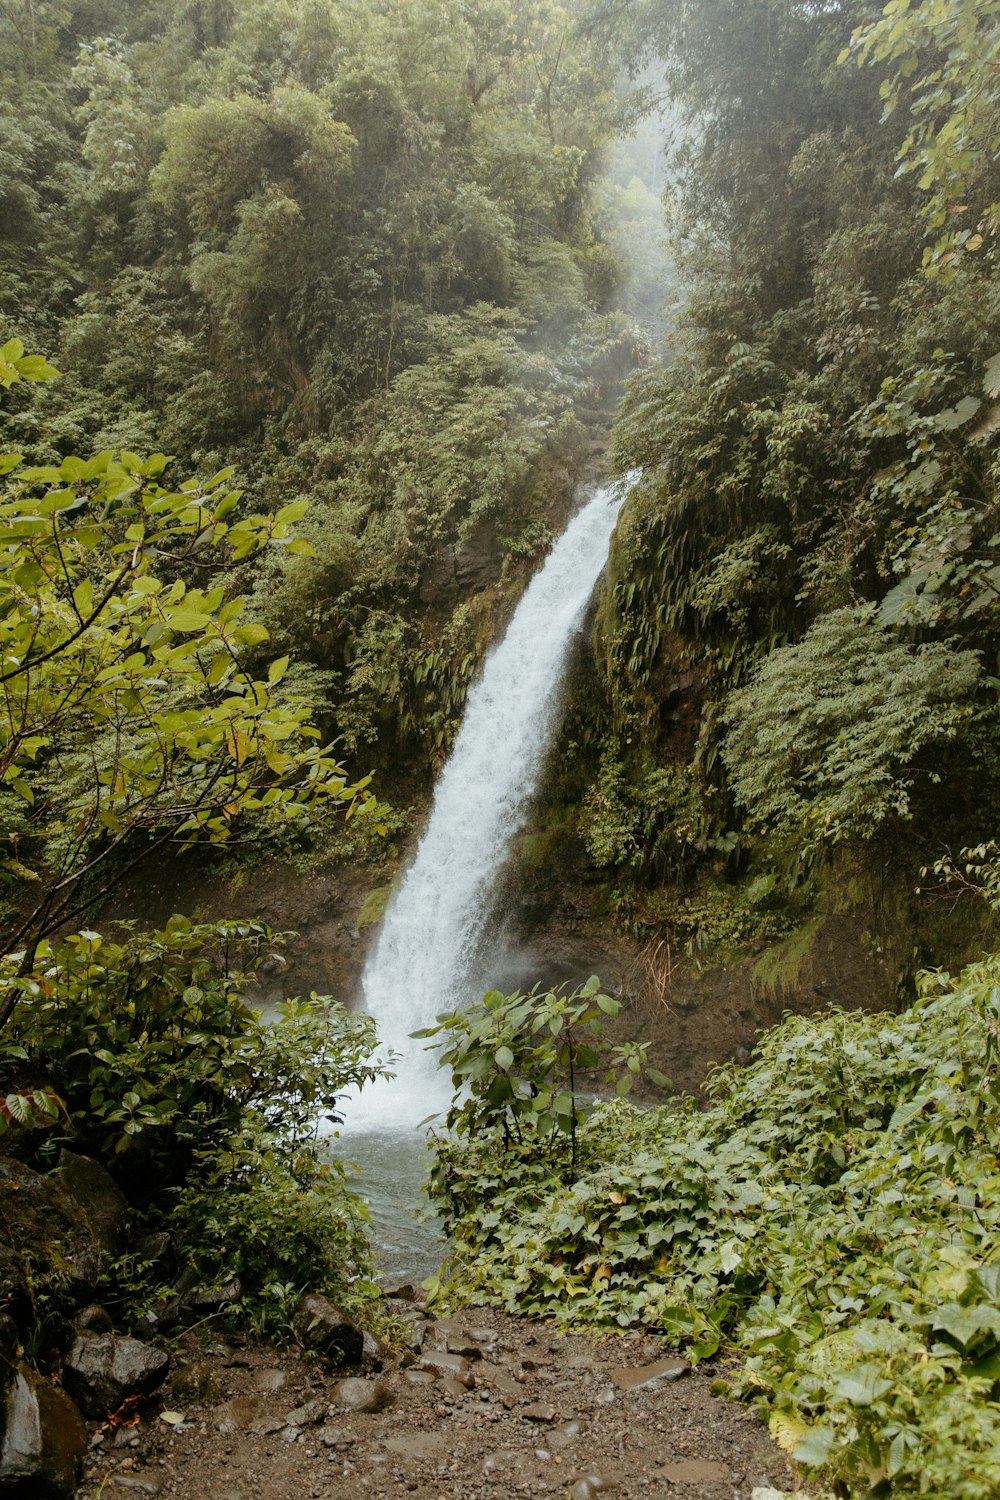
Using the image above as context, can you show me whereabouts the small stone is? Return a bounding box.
[331,1377,394,1413]
[609,1357,690,1390]
[522,1403,559,1424]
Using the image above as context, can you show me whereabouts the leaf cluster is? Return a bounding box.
[427,954,1000,1496]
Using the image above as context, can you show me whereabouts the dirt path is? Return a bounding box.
[78,1301,793,1500]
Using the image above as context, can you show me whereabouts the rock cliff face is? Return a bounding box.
[104,834,897,1097]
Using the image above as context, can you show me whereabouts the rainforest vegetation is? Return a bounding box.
[2,0,1000,1495]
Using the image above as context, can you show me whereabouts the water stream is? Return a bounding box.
[332,475,632,1271]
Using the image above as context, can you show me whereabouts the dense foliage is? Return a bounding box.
[0,916,386,1337]
[427,958,1000,1496]
[540,0,1000,961]
[1,0,651,786]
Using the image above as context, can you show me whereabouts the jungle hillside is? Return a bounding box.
[2,1,1000,1498]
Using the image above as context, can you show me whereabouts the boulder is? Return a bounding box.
[62,1332,169,1418]
[292,1294,364,1366]
[57,1150,127,1290]
[0,1158,87,1315]
[0,1366,87,1498]
[74,1304,113,1334]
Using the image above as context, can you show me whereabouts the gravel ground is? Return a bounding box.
[77,1301,794,1500]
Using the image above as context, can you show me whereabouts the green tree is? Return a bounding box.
[0,345,379,1020]
[849,0,1000,273]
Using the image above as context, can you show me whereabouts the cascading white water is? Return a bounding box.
[344,474,632,1132]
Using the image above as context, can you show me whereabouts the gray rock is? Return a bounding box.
[0,1366,87,1498]
[282,1398,327,1427]
[331,1377,393,1413]
[133,1231,173,1267]
[57,1150,127,1288]
[181,1277,243,1318]
[293,1294,364,1366]
[440,1375,472,1402]
[74,1304,113,1334]
[361,1329,387,1371]
[62,1332,169,1418]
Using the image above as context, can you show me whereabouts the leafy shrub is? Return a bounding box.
[419,977,669,1186]
[427,957,1000,1497]
[0,917,387,1335]
[722,604,982,846]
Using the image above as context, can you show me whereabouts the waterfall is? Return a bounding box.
[347,475,632,1131]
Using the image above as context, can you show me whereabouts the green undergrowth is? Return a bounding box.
[426,958,1000,1497]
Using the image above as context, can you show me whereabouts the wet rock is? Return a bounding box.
[331,1377,393,1413]
[609,1356,690,1390]
[74,1304,113,1334]
[57,1150,127,1289]
[62,1332,169,1418]
[293,1294,364,1366]
[133,1231,173,1268]
[0,1366,87,1497]
[181,1277,243,1320]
